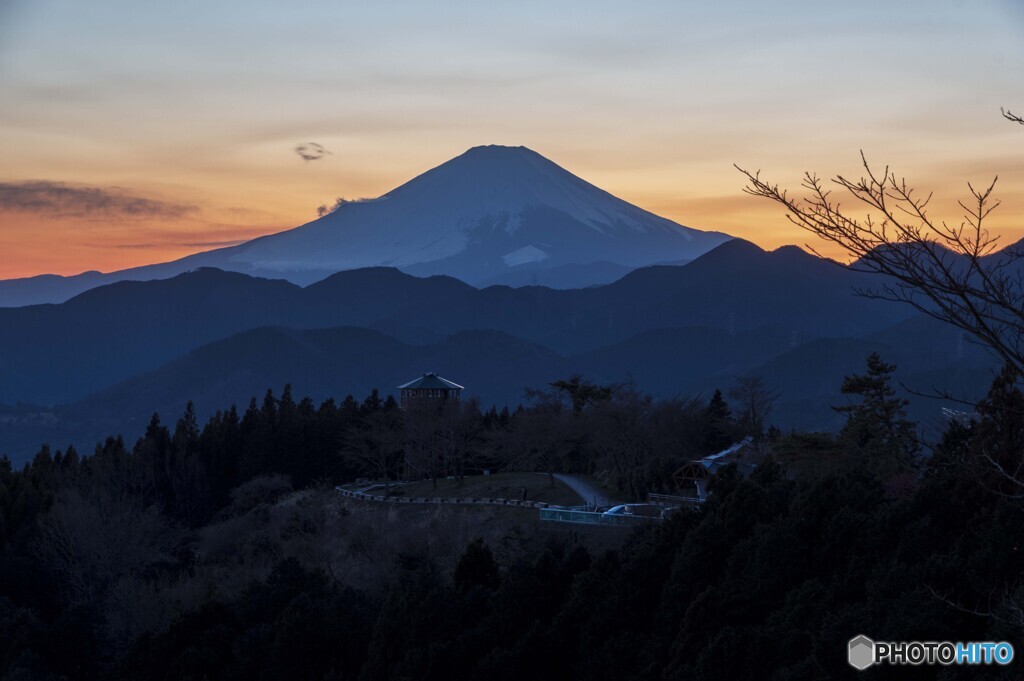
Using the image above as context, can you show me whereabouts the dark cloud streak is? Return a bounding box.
[0,181,197,219]
[294,142,332,161]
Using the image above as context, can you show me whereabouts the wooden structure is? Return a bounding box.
[671,436,763,502]
[397,372,464,409]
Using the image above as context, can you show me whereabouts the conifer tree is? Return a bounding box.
[835,353,918,474]
[453,539,500,593]
[702,389,734,454]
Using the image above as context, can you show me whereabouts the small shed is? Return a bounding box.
[398,372,464,409]
[672,436,762,501]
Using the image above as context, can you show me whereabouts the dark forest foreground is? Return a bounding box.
[1,359,1023,680]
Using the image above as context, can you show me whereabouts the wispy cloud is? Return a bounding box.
[294,142,332,161]
[179,238,249,248]
[0,181,197,219]
[100,238,248,250]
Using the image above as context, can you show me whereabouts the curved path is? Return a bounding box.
[336,486,546,509]
[551,473,620,508]
[338,474,621,510]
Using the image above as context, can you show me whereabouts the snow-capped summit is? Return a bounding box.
[206,144,731,287]
[0,146,733,305]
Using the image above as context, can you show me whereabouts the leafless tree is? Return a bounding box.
[403,400,450,489]
[342,409,405,495]
[925,583,1024,632]
[509,399,575,488]
[35,488,181,604]
[735,108,1024,478]
[737,111,1024,629]
[588,383,656,497]
[728,374,779,438]
[736,108,1024,375]
[442,397,485,485]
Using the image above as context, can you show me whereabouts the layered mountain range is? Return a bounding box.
[0,241,1001,463]
[0,147,1003,462]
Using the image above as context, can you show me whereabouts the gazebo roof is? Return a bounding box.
[397,372,464,391]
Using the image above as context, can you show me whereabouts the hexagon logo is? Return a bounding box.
[848,635,875,670]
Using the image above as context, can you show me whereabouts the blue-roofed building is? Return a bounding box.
[398,372,464,409]
[671,436,761,501]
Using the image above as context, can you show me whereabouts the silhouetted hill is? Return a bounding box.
[11,327,567,456]
[866,312,996,365]
[543,241,914,353]
[0,270,110,307]
[475,261,635,289]
[0,270,304,404]
[2,310,1000,464]
[0,241,921,406]
[574,326,797,393]
[303,268,479,325]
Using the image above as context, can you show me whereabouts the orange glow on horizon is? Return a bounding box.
[2,158,1023,280]
[2,0,1021,280]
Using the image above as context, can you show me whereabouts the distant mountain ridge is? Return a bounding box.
[0,238,1003,463]
[0,145,732,306]
[0,240,918,407]
[0,316,997,464]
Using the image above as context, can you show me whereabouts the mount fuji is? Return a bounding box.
[0,145,733,305]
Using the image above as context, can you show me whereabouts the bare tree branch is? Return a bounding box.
[898,382,983,408]
[926,583,1024,629]
[736,108,1024,496]
[1003,107,1024,126]
[735,156,1023,374]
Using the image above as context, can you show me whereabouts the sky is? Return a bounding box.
[1,0,1023,279]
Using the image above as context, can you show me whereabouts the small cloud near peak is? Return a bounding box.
[294,142,332,161]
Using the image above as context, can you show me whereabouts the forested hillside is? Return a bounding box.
[1,360,1022,680]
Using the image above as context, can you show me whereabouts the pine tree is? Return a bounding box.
[835,353,918,474]
[361,388,383,414]
[549,374,613,413]
[173,401,200,452]
[702,389,734,454]
[453,538,500,593]
[170,401,209,524]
